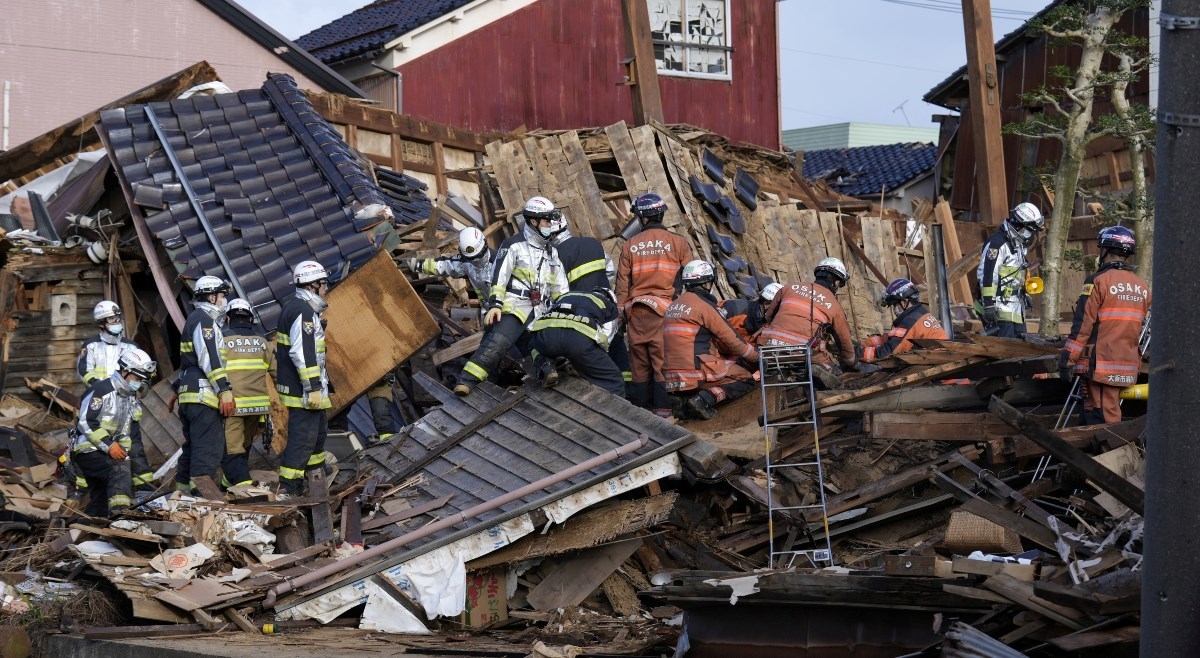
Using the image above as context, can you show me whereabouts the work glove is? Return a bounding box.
[166,391,178,414]
[1059,364,1074,382]
[305,390,324,410]
[406,258,421,273]
[219,390,236,417]
[982,304,998,326]
[485,307,503,326]
[853,361,882,374]
[107,443,127,460]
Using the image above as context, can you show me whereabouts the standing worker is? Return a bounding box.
[275,261,333,497]
[1059,227,1150,425]
[529,288,624,396]
[616,193,693,418]
[218,299,274,489]
[177,276,235,496]
[978,203,1044,338]
[861,278,948,362]
[77,301,138,387]
[554,222,629,392]
[455,196,567,396]
[410,227,495,313]
[759,258,859,386]
[72,349,156,516]
[662,260,758,420]
[719,282,781,344]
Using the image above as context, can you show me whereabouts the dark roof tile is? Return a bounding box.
[801,142,938,198]
[295,0,477,65]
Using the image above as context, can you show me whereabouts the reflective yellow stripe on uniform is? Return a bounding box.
[307,451,328,466]
[181,341,195,353]
[463,361,489,381]
[225,358,269,371]
[235,395,271,407]
[109,494,131,507]
[279,466,306,481]
[298,366,321,379]
[276,335,291,346]
[567,259,606,282]
[132,473,155,486]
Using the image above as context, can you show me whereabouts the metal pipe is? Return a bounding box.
[2,80,9,151]
[143,105,254,317]
[1144,0,1200,653]
[263,434,651,608]
[931,223,954,339]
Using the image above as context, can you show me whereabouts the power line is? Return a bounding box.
[780,47,949,74]
[877,0,1034,20]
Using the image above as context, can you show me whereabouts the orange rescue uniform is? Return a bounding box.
[759,282,857,368]
[1060,263,1150,424]
[662,290,758,402]
[861,304,947,362]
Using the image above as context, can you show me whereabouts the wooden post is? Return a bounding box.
[934,199,973,305]
[621,0,665,125]
[961,0,1008,225]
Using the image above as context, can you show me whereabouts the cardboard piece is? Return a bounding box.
[461,568,507,628]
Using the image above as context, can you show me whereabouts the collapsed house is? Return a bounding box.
[0,63,1147,658]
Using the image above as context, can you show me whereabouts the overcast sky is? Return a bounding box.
[239,0,1052,131]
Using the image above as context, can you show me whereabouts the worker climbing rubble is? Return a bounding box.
[978,202,1044,338]
[1059,226,1151,425]
[553,218,629,392]
[662,260,758,420]
[409,227,495,314]
[529,287,624,396]
[616,193,693,418]
[860,278,948,362]
[455,196,567,396]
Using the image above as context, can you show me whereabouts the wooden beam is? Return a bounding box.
[306,93,495,152]
[960,0,1008,225]
[988,396,1144,515]
[934,200,974,303]
[620,0,665,125]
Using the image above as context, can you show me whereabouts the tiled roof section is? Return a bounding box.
[98,73,431,329]
[801,142,937,198]
[376,168,432,224]
[296,0,476,65]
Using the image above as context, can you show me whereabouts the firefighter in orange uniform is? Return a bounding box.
[759,258,859,386]
[861,278,948,362]
[719,282,781,344]
[662,260,758,420]
[1059,226,1150,425]
[616,193,693,418]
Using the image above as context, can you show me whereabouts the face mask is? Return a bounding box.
[538,226,554,238]
[1018,228,1034,243]
[105,323,123,336]
[128,380,143,392]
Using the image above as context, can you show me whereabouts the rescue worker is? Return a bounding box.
[367,373,399,443]
[553,222,629,392]
[978,202,1044,337]
[455,196,568,396]
[177,276,235,496]
[77,301,138,386]
[759,258,859,386]
[616,193,693,418]
[861,278,948,362]
[662,260,758,420]
[1058,226,1150,425]
[276,261,333,497]
[218,299,274,489]
[410,227,495,310]
[529,288,624,396]
[719,282,781,344]
[72,349,156,516]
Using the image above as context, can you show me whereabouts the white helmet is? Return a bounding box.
[814,257,849,285]
[1005,202,1044,245]
[760,282,783,302]
[681,259,716,286]
[226,298,254,317]
[193,275,230,296]
[523,196,566,238]
[293,260,329,286]
[118,347,157,380]
[93,300,122,323]
[458,227,487,259]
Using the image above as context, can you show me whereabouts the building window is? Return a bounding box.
[648,0,731,80]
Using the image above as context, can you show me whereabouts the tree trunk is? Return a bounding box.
[1130,135,1152,278]
[1038,7,1122,337]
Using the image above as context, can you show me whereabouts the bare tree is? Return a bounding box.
[1105,52,1156,279]
[1003,0,1150,337]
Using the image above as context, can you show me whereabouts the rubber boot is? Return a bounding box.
[685,390,717,420]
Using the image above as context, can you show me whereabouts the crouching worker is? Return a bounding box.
[529,288,625,396]
[719,282,781,343]
[759,258,860,387]
[663,260,758,420]
[73,349,156,516]
[860,278,947,362]
[219,299,275,489]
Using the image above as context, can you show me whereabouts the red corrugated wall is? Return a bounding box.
[396,0,780,149]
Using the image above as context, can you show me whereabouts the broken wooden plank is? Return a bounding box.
[989,396,1144,515]
[370,575,432,628]
[307,468,334,544]
[526,538,641,611]
[1048,626,1140,651]
[809,446,981,522]
[982,574,1090,630]
[70,524,166,544]
[361,494,453,531]
[432,333,483,366]
[866,411,1015,442]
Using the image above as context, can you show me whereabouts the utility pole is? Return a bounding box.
[960,0,1009,225]
[621,0,665,125]
[1143,1,1200,655]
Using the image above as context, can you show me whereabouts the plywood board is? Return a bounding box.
[527,538,641,611]
[325,251,440,412]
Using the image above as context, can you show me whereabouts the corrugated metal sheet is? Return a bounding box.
[396,0,780,149]
[97,74,432,329]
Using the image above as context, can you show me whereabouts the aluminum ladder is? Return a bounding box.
[759,343,834,569]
